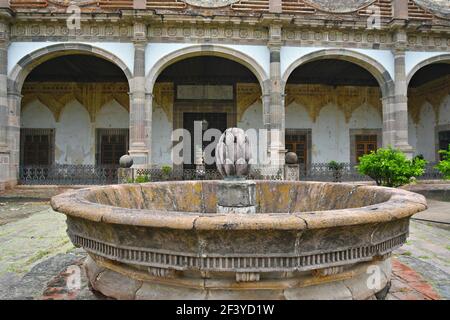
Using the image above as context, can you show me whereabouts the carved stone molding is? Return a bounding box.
[148,24,269,44]
[21,82,130,122]
[408,75,450,124]
[69,231,408,274]
[236,83,262,121]
[285,84,382,122]
[153,82,174,121]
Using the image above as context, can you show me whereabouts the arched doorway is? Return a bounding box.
[10,46,131,184]
[407,58,450,163]
[151,54,264,169]
[283,51,391,171]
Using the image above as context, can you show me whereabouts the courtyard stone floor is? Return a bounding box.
[0,186,449,300]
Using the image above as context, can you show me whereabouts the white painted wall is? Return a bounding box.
[408,94,450,161]
[21,100,56,128]
[283,102,382,163]
[408,113,417,154]
[417,103,436,160]
[95,100,129,128]
[21,99,129,165]
[151,105,173,165]
[56,100,93,165]
[238,101,266,165]
[439,95,450,126]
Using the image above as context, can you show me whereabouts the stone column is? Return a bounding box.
[268,25,285,168]
[129,40,150,167]
[390,31,414,158]
[0,8,12,190]
[5,90,21,189]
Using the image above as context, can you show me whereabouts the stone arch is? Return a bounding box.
[8,43,133,93]
[407,54,450,87]
[145,44,270,95]
[282,49,394,97]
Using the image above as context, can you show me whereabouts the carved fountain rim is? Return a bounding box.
[51,181,427,231]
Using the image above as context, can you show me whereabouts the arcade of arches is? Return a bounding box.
[10,54,450,172]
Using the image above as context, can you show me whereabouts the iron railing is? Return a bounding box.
[134,166,284,182]
[298,163,370,182]
[419,162,444,180]
[19,161,444,185]
[19,164,119,185]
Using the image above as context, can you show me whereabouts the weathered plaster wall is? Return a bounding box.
[237,101,265,165]
[96,100,129,129]
[151,105,173,166]
[56,100,93,165]
[283,102,382,163]
[409,94,450,161]
[21,100,56,128]
[416,103,436,160]
[439,95,450,126]
[21,99,129,165]
[408,113,417,154]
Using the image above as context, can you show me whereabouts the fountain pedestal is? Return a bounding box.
[217,179,256,214]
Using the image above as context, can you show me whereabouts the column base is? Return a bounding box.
[396,143,415,159]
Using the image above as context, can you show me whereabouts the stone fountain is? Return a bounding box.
[51,128,427,300]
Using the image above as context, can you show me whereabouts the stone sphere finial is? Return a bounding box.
[215,128,252,179]
[119,155,133,168]
[285,152,298,165]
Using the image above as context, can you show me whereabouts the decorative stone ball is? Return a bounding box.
[215,128,252,178]
[285,152,298,165]
[119,155,133,168]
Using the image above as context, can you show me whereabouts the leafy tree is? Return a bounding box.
[357,147,426,187]
[436,145,450,180]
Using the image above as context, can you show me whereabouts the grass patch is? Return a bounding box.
[25,249,52,265]
[401,251,412,256]
[418,255,430,260]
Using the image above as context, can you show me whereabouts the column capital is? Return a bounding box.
[392,29,408,52]
[132,21,147,43]
[268,24,282,48]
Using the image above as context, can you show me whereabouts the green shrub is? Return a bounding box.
[134,174,150,183]
[436,145,450,180]
[327,161,345,182]
[161,165,172,176]
[357,147,426,187]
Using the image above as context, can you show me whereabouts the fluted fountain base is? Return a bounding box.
[85,254,391,300]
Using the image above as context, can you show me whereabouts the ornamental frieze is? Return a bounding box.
[148,25,268,43]
[21,82,129,122]
[285,84,382,123]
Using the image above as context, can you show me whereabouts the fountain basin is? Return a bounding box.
[51,181,427,300]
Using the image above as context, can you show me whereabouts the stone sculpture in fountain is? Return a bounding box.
[215,128,256,214]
